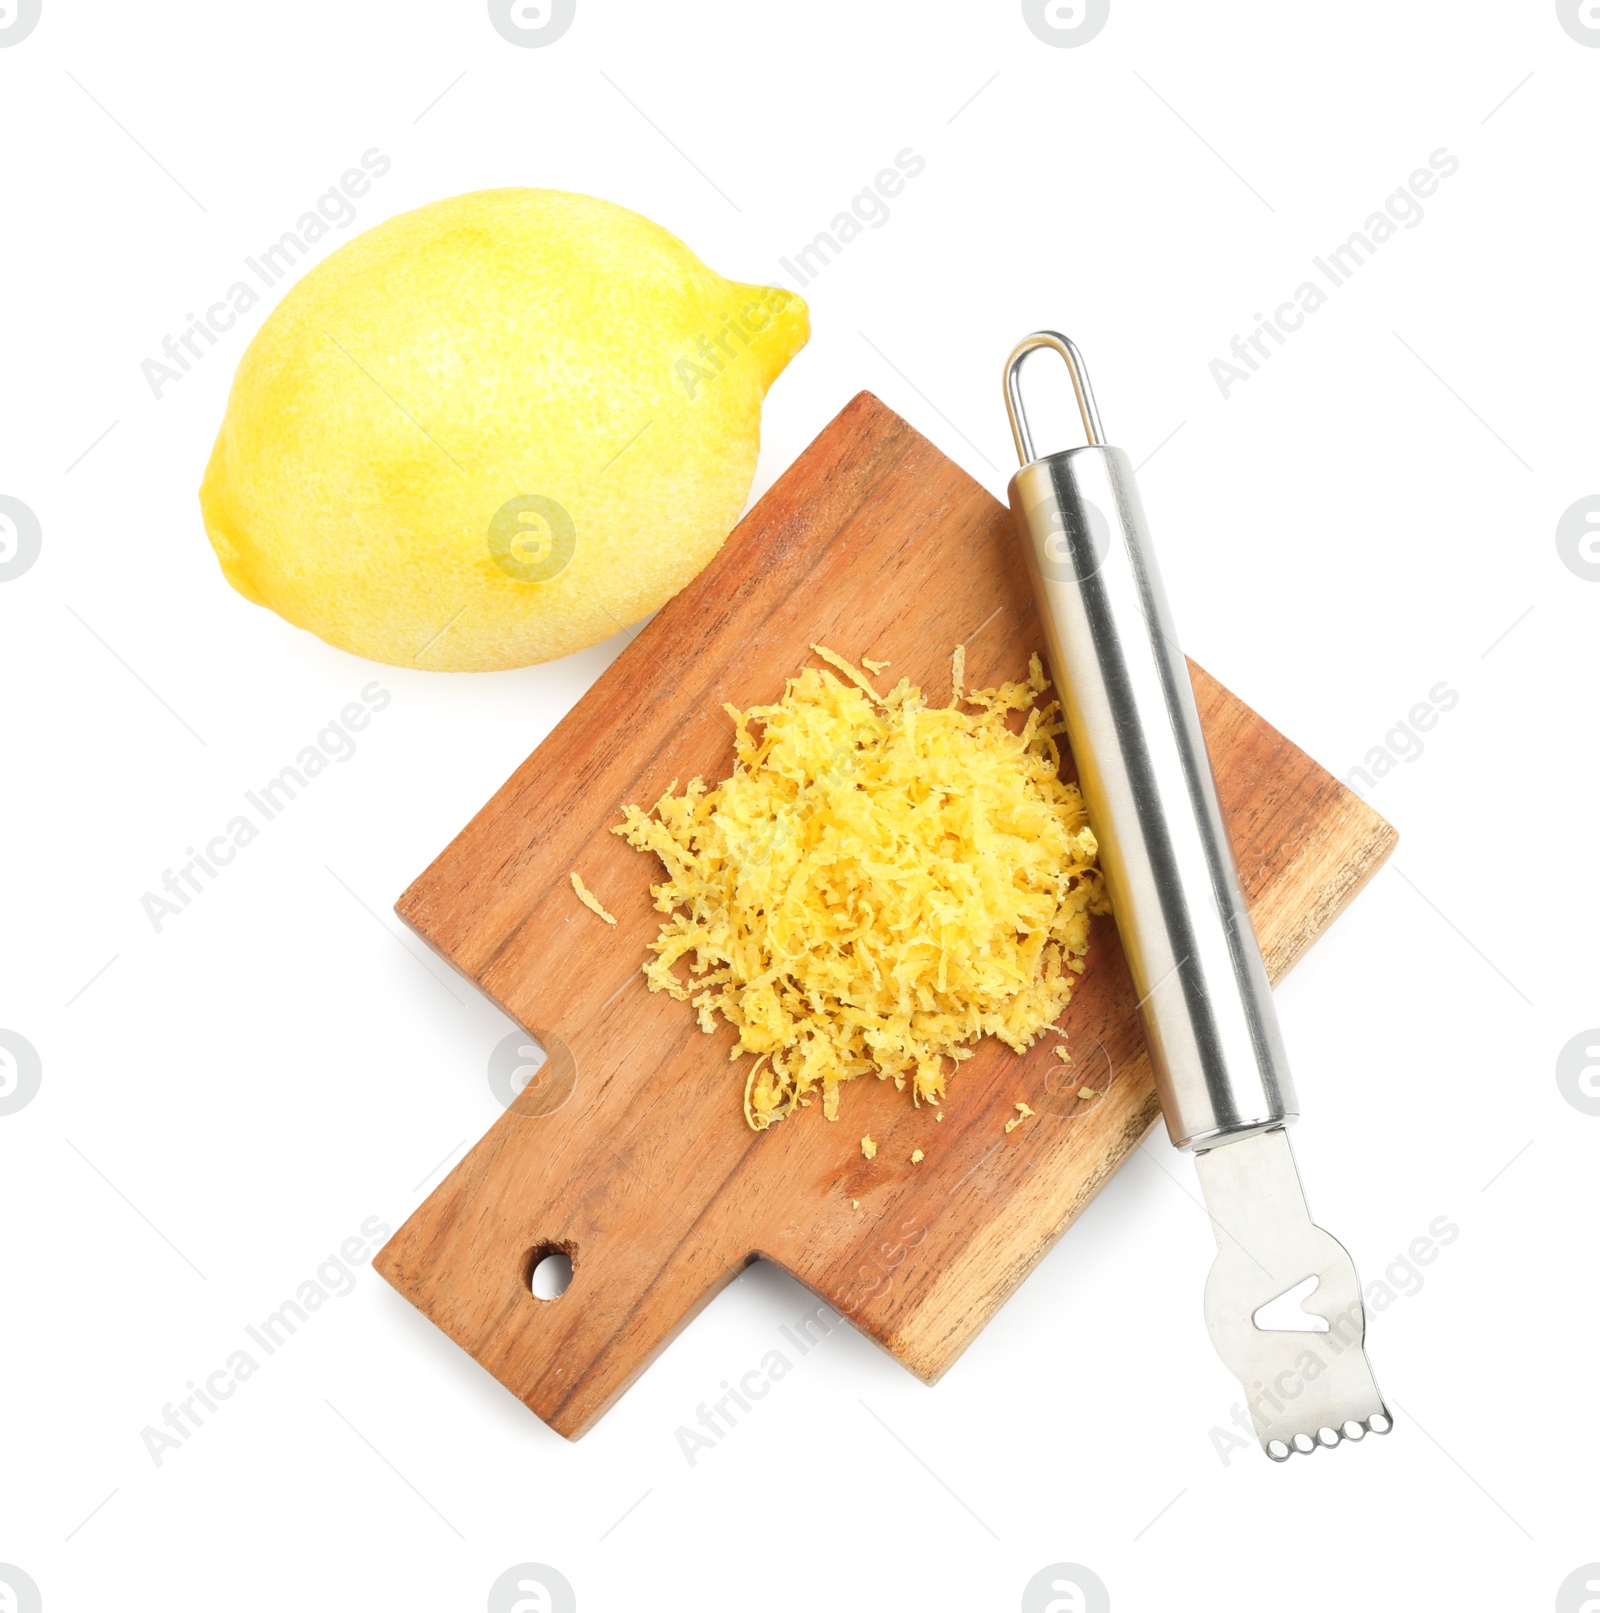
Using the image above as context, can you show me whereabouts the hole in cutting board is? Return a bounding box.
[528,1244,573,1301]
[1251,1273,1329,1332]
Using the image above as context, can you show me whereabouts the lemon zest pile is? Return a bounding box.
[613,646,1105,1130]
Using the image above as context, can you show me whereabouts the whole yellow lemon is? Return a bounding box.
[200,188,808,670]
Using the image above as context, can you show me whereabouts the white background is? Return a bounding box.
[2,1,1596,1608]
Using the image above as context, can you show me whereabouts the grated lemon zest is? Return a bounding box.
[1006,1100,1036,1134]
[810,642,883,701]
[569,870,616,925]
[614,646,1105,1130]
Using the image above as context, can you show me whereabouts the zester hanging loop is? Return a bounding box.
[1002,331,1106,465]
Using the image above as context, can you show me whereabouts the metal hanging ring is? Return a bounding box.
[1003,331,1105,466]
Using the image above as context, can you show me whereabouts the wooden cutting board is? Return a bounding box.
[374,392,1396,1439]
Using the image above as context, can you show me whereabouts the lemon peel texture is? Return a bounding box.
[200,188,808,670]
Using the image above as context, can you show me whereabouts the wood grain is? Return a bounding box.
[373,393,1396,1437]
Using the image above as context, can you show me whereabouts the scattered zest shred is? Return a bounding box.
[569,870,616,925]
[861,657,891,674]
[1078,1086,1099,1101]
[743,1056,789,1131]
[809,642,882,700]
[1054,1045,1072,1063]
[1005,1101,1036,1134]
[613,644,1106,1132]
[861,1134,877,1160]
[910,1148,925,1164]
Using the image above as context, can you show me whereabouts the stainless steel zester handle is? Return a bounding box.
[1004,332,1295,1150]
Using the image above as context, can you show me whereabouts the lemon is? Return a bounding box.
[200,189,808,671]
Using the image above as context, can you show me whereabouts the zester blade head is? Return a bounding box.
[1193,1126,1391,1461]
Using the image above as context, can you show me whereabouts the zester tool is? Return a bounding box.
[1003,333,1391,1461]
